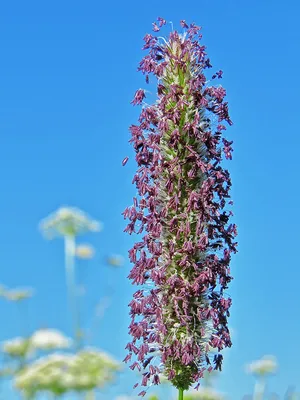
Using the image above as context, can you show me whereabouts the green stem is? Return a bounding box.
[64,235,81,350]
[178,388,184,400]
[253,378,265,400]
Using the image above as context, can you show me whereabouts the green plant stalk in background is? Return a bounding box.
[39,206,101,349]
[253,378,265,400]
[64,234,82,349]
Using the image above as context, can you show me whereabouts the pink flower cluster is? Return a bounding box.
[123,18,237,395]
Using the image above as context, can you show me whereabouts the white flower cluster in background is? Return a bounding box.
[31,329,72,350]
[0,284,34,302]
[107,254,124,267]
[39,206,102,238]
[14,348,121,396]
[246,355,278,376]
[76,243,95,259]
[2,337,32,358]
[2,329,72,358]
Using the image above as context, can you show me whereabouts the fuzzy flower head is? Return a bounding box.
[14,349,121,397]
[30,329,72,351]
[123,18,237,394]
[0,284,34,302]
[246,355,278,377]
[107,254,125,267]
[39,207,102,238]
[2,337,32,359]
[4,287,34,302]
[76,244,95,259]
[14,353,75,397]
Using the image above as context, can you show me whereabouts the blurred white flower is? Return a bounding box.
[39,206,102,238]
[14,348,121,396]
[76,244,95,259]
[107,254,124,267]
[31,329,72,350]
[76,347,121,370]
[70,348,122,391]
[246,355,278,376]
[2,337,32,358]
[4,288,34,302]
[115,396,136,400]
[14,353,75,396]
[60,371,76,389]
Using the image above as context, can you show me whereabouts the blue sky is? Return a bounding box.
[0,0,299,398]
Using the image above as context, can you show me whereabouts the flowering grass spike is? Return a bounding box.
[123,18,237,397]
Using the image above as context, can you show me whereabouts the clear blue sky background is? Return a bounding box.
[0,0,299,399]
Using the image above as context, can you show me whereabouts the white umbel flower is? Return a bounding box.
[107,254,124,267]
[75,347,121,370]
[246,355,278,376]
[39,206,102,238]
[76,244,95,259]
[14,353,75,395]
[14,348,121,396]
[31,329,72,350]
[2,337,32,358]
[5,288,34,302]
